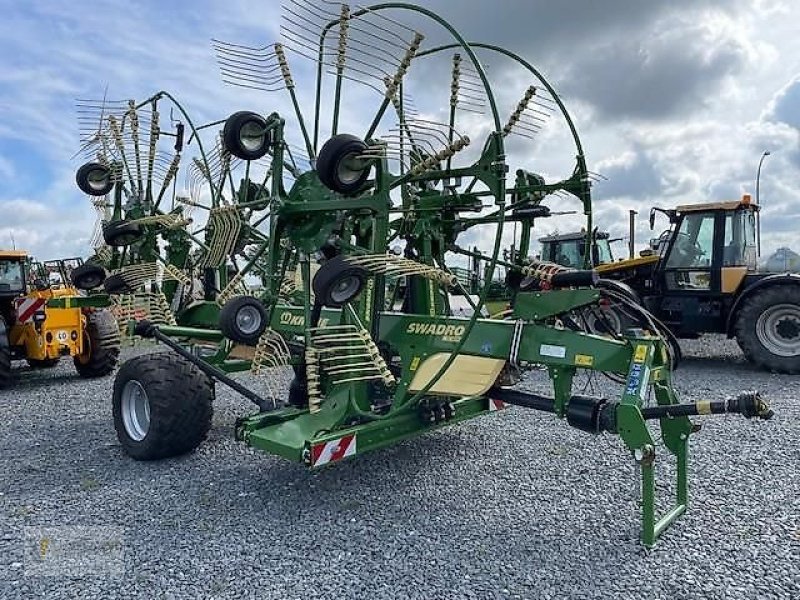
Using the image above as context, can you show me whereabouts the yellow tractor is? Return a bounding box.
[0,250,120,388]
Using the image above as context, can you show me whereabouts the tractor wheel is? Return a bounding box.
[0,317,12,389]
[102,220,143,247]
[222,111,271,160]
[312,256,368,308]
[76,161,113,196]
[735,285,800,374]
[112,352,214,460]
[218,296,268,345]
[27,358,60,369]
[70,262,106,291]
[74,310,121,378]
[103,274,132,295]
[316,134,370,195]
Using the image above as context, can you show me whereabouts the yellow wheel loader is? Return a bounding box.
[0,251,120,388]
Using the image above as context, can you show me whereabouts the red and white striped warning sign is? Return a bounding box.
[310,434,357,467]
[488,398,507,412]
[14,298,46,323]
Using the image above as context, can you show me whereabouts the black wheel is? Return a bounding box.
[312,256,368,308]
[103,274,132,295]
[27,358,60,369]
[218,296,268,345]
[112,352,214,460]
[316,134,370,195]
[735,285,800,374]
[76,161,113,196]
[102,220,143,247]
[74,310,121,378]
[287,376,309,408]
[222,111,271,160]
[0,317,12,389]
[70,262,107,291]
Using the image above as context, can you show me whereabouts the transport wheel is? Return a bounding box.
[103,274,132,295]
[112,352,214,460]
[74,310,121,378]
[222,111,271,160]
[76,161,113,196]
[218,296,268,345]
[312,256,368,308]
[735,285,800,374]
[316,134,371,195]
[102,220,143,247]
[70,262,107,291]
[0,317,12,389]
[27,358,60,369]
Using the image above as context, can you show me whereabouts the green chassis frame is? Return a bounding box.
[154,288,692,548]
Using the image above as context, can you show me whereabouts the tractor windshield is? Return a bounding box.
[0,260,25,292]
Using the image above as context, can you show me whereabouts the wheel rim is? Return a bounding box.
[336,154,366,185]
[235,305,262,335]
[78,274,103,289]
[330,274,361,304]
[755,303,800,357]
[86,168,109,192]
[121,380,150,441]
[583,306,623,335]
[239,121,266,152]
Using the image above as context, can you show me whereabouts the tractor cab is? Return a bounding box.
[654,197,758,295]
[539,230,614,268]
[0,251,28,322]
[641,196,761,335]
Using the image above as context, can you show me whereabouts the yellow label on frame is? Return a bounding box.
[574,354,594,367]
[410,356,421,371]
[633,345,648,363]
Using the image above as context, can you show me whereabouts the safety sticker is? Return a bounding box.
[310,434,357,467]
[633,344,648,363]
[488,398,507,412]
[575,354,594,367]
[625,363,643,396]
[540,344,566,359]
[14,298,46,323]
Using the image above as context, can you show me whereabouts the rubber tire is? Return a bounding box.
[103,274,132,295]
[71,262,107,291]
[312,256,368,308]
[0,317,12,389]
[103,220,143,247]
[218,296,268,345]
[76,162,113,196]
[222,111,271,160]
[112,352,214,460]
[734,285,800,374]
[316,134,370,195]
[27,358,60,369]
[74,310,121,378]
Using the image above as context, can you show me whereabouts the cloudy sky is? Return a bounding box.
[0,0,798,262]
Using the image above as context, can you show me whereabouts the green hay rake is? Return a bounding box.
[83,2,772,547]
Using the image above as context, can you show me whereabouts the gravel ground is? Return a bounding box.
[0,336,798,599]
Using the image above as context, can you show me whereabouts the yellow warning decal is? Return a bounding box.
[633,345,648,363]
[696,400,712,415]
[574,354,594,367]
[410,356,421,371]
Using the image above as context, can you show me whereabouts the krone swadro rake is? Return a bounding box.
[104,2,772,547]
